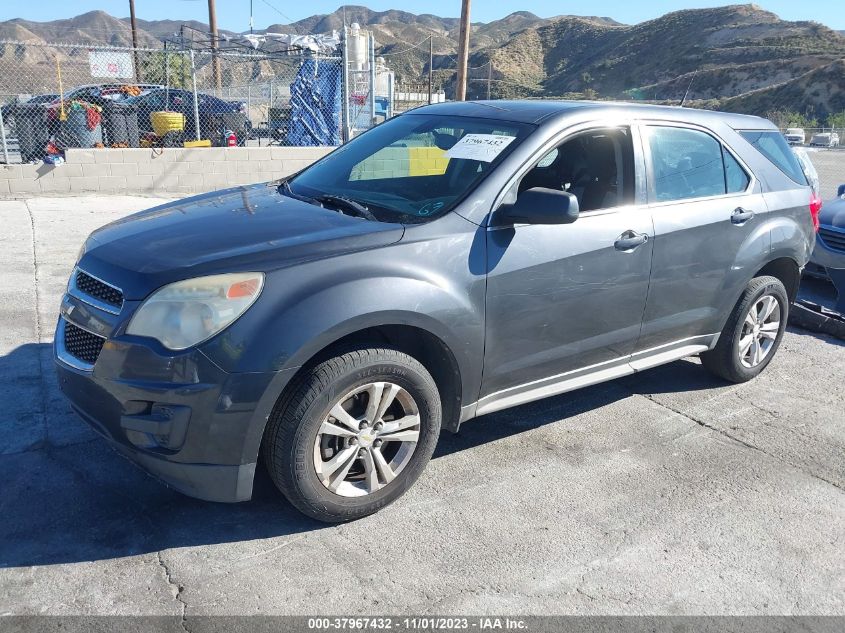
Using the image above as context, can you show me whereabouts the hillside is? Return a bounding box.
[273,6,620,52]
[468,4,845,119]
[0,11,160,47]
[720,58,845,115]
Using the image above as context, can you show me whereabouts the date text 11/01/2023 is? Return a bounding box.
[306,617,528,630]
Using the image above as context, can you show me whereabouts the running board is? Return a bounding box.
[468,342,711,420]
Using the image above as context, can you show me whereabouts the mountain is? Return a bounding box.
[0,11,160,47]
[0,4,843,119]
[465,4,845,118]
[128,18,241,44]
[721,58,845,116]
[270,5,621,52]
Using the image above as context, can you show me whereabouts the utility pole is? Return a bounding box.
[428,36,433,104]
[129,0,142,81]
[208,0,222,90]
[486,60,492,100]
[455,0,471,101]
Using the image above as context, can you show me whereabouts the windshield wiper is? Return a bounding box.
[280,180,378,221]
[315,195,378,222]
[279,180,317,204]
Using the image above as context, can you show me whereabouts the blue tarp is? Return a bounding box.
[285,59,342,146]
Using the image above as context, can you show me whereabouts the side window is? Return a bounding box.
[648,127,725,202]
[514,127,635,212]
[739,130,807,186]
[723,148,750,193]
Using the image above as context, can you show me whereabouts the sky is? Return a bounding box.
[1,0,843,31]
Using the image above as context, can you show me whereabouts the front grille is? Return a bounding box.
[819,228,845,253]
[64,321,106,366]
[75,270,124,310]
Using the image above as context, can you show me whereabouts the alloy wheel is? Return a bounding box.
[738,294,781,368]
[313,382,421,497]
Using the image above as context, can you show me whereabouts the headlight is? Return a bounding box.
[75,238,90,265]
[126,273,264,350]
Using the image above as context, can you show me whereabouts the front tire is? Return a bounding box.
[701,276,788,383]
[262,347,441,523]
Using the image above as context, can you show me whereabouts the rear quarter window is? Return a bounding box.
[739,131,807,186]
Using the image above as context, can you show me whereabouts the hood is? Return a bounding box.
[819,196,845,230]
[79,183,405,300]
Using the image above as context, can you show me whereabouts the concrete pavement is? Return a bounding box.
[0,196,842,617]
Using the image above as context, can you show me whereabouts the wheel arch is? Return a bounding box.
[242,318,467,491]
[713,255,801,345]
[289,322,464,435]
[754,257,801,303]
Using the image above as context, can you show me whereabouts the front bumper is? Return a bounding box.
[809,226,845,277]
[54,291,287,503]
[807,227,845,311]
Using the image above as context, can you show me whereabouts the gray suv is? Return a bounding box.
[55,101,817,522]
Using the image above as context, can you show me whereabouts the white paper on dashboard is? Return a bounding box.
[445,134,516,162]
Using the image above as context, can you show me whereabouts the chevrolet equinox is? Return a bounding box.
[55,101,818,522]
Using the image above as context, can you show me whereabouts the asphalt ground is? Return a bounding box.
[0,196,842,619]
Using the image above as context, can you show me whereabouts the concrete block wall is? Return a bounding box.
[0,146,334,197]
[350,146,449,181]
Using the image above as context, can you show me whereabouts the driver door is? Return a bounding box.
[479,126,654,412]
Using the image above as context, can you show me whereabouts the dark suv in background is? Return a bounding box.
[55,101,817,522]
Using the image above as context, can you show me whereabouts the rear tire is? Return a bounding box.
[701,276,788,383]
[262,347,441,523]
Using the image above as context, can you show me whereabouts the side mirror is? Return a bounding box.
[838,184,845,198]
[497,187,580,226]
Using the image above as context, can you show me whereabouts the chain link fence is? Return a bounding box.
[0,40,347,163]
[376,38,447,114]
[778,128,844,148]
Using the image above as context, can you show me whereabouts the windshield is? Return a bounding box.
[287,113,534,223]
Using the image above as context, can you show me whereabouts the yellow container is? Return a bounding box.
[151,111,185,137]
[183,139,211,148]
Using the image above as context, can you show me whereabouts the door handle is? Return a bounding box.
[731,207,755,224]
[614,231,649,251]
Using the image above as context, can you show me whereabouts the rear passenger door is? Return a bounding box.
[635,123,764,356]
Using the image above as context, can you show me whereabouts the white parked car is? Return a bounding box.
[784,128,806,145]
[809,131,840,148]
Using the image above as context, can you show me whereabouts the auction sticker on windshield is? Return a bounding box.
[446,134,516,162]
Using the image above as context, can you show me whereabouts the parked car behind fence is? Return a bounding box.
[809,131,840,148]
[125,88,250,147]
[784,128,805,145]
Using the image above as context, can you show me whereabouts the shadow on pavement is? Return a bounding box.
[0,345,748,569]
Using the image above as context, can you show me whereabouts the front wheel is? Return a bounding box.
[701,276,788,383]
[262,347,442,522]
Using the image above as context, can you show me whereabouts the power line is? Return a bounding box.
[258,0,295,24]
[378,37,433,57]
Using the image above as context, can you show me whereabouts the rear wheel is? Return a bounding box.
[701,276,788,383]
[262,348,441,522]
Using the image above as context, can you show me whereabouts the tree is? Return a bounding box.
[828,111,845,129]
[764,109,818,129]
[141,51,192,89]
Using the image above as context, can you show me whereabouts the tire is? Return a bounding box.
[701,276,789,383]
[262,347,442,523]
